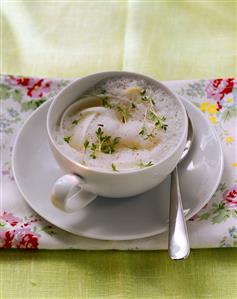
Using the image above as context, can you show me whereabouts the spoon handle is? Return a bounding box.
[168,167,190,260]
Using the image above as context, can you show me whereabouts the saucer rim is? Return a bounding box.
[12,95,223,240]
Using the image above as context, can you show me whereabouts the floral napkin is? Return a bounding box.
[1,75,236,250]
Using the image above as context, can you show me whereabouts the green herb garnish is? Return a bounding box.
[149,111,167,131]
[140,88,155,107]
[64,136,71,143]
[84,139,90,150]
[141,94,155,106]
[90,143,97,159]
[89,127,120,159]
[112,163,119,172]
[141,95,149,102]
[116,105,131,123]
[102,97,112,108]
[139,126,146,136]
[138,90,168,139]
[72,119,80,125]
[72,114,82,125]
[138,126,155,140]
[96,127,120,154]
[138,160,154,168]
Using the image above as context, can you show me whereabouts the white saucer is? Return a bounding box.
[12,96,223,240]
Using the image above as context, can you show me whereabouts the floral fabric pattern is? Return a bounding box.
[1,75,65,249]
[220,227,237,247]
[0,212,55,249]
[1,75,236,250]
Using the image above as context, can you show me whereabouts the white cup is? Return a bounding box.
[47,71,188,212]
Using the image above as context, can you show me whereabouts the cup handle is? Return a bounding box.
[51,174,97,212]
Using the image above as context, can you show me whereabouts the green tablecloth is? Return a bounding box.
[1,1,237,298]
[1,249,237,299]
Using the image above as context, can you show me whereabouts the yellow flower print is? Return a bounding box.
[207,104,217,115]
[200,102,210,112]
[209,116,217,123]
[232,163,237,167]
[227,98,233,103]
[225,136,234,143]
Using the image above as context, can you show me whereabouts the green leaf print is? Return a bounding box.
[212,212,231,223]
[21,99,46,111]
[41,225,55,236]
[0,84,11,99]
[217,182,228,192]
[212,205,232,224]
[11,89,22,102]
[198,196,236,224]
[232,210,237,218]
[0,84,23,102]
[199,212,210,220]
[221,106,237,121]
[1,128,13,134]
[219,227,237,247]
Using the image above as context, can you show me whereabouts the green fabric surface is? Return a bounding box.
[0,249,237,299]
[1,1,237,299]
[2,1,236,79]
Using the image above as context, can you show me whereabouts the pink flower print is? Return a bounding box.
[2,170,13,179]
[0,228,39,249]
[26,79,52,98]
[14,227,39,249]
[0,212,22,227]
[16,232,39,249]
[216,101,222,111]
[206,78,235,110]
[6,76,34,87]
[2,231,15,248]
[5,76,53,99]
[0,212,41,249]
[0,230,5,247]
[2,164,15,181]
[222,185,237,209]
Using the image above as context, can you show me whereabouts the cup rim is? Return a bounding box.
[47,71,188,175]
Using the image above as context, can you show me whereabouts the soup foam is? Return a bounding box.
[53,77,184,172]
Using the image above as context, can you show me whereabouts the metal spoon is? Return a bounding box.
[168,117,193,260]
